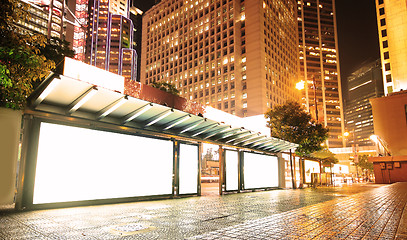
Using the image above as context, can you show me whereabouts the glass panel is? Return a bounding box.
[179,143,198,194]
[225,150,239,191]
[33,122,173,204]
[304,160,320,183]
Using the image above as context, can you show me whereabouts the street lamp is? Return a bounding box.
[296,76,319,121]
[295,80,305,90]
[344,130,360,182]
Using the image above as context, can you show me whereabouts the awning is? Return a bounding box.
[28,75,297,153]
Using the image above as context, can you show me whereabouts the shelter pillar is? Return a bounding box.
[218,145,224,195]
[277,152,286,189]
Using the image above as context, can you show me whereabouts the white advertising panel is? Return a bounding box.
[243,152,278,189]
[33,122,173,204]
[63,57,124,93]
[225,150,239,191]
[178,144,198,195]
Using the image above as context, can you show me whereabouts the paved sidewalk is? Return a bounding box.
[191,183,407,240]
[0,183,406,239]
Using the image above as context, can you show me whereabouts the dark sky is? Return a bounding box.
[135,0,380,97]
[335,0,380,98]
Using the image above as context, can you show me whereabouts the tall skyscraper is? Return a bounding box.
[15,0,65,39]
[130,6,143,82]
[345,59,384,147]
[376,0,407,95]
[73,0,89,61]
[85,0,138,81]
[140,0,299,117]
[297,0,344,148]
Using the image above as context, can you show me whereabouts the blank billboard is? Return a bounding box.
[225,150,239,191]
[33,122,173,204]
[243,152,278,189]
[178,143,199,195]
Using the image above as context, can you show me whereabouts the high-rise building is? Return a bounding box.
[345,59,384,147]
[297,0,344,148]
[85,0,138,81]
[140,0,299,117]
[73,0,89,61]
[15,0,65,39]
[130,6,143,82]
[375,0,407,95]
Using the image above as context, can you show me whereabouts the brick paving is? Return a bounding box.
[190,183,407,240]
[0,183,406,239]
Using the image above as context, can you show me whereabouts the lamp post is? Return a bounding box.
[296,76,318,121]
[344,130,360,183]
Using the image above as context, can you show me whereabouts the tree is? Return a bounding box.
[265,101,329,188]
[310,148,338,166]
[357,155,373,172]
[0,0,55,109]
[39,37,75,74]
[264,101,329,156]
[151,81,180,96]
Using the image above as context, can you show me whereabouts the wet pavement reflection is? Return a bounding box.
[1,183,406,239]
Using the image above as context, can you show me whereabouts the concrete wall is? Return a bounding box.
[0,108,22,206]
[370,91,407,156]
[370,156,407,183]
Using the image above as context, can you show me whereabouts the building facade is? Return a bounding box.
[15,0,65,38]
[297,0,344,148]
[369,91,407,184]
[344,59,384,147]
[73,0,89,61]
[375,0,407,95]
[130,6,143,82]
[140,0,299,117]
[85,0,138,81]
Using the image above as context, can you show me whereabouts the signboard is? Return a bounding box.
[63,57,125,93]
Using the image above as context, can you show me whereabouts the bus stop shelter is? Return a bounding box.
[10,59,297,210]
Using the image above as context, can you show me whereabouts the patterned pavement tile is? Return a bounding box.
[0,183,406,239]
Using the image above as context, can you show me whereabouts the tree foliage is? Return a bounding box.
[265,101,329,156]
[357,155,374,171]
[310,148,338,165]
[0,0,56,109]
[151,81,180,96]
[39,37,75,74]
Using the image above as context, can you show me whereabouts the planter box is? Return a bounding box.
[0,107,22,206]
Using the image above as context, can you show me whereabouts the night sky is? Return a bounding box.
[336,0,380,100]
[135,0,381,99]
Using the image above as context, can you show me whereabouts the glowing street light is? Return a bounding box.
[295,80,305,90]
[370,134,379,143]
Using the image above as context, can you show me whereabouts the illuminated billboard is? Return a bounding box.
[63,57,125,93]
[243,152,278,189]
[225,150,239,191]
[33,122,173,204]
[178,143,199,195]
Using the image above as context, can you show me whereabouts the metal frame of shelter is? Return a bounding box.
[15,74,297,210]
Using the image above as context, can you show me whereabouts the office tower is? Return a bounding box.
[15,0,65,38]
[130,6,143,82]
[376,0,407,95]
[86,0,138,81]
[297,0,344,148]
[140,0,299,117]
[73,0,89,61]
[345,59,384,147]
